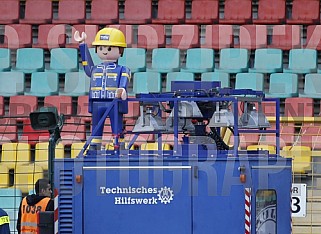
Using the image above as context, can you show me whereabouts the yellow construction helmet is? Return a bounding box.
[92,28,127,47]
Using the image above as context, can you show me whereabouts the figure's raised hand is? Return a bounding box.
[74,31,87,43]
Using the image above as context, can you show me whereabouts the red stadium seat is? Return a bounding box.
[284,97,314,118]
[185,0,219,24]
[0,24,32,49]
[0,118,18,144]
[137,24,166,49]
[9,95,38,121]
[169,25,200,49]
[253,0,286,24]
[60,117,86,145]
[44,96,73,116]
[33,24,66,49]
[305,25,321,50]
[108,25,134,47]
[120,0,152,24]
[20,118,49,146]
[77,95,91,123]
[0,96,4,116]
[52,0,86,24]
[20,0,52,24]
[152,0,185,24]
[219,0,252,24]
[67,25,99,48]
[202,25,233,49]
[269,25,301,50]
[287,0,320,25]
[236,25,267,49]
[86,0,119,24]
[0,0,20,24]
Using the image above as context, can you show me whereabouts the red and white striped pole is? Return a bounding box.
[245,188,251,234]
[54,189,59,234]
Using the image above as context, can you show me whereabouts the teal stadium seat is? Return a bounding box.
[283,49,317,74]
[201,72,230,88]
[266,73,298,98]
[215,48,249,73]
[0,72,25,96]
[47,48,78,73]
[118,48,146,73]
[88,48,102,66]
[12,48,44,73]
[166,72,194,92]
[235,73,264,91]
[180,48,214,73]
[133,72,162,94]
[147,48,180,73]
[59,72,90,97]
[300,74,321,98]
[249,49,283,73]
[25,72,59,96]
[0,48,11,71]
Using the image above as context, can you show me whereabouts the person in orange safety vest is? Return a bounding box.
[17,179,53,234]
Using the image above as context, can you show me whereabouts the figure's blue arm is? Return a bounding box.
[119,66,131,89]
[79,43,94,77]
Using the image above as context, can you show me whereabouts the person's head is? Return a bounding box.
[35,179,52,197]
[92,28,126,62]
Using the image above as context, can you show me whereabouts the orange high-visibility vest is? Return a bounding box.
[20,197,50,234]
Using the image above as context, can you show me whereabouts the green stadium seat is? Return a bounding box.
[0,49,11,72]
[249,49,283,73]
[0,188,22,213]
[12,48,45,73]
[283,49,317,74]
[299,74,321,98]
[165,72,194,92]
[0,72,25,97]
[181,48,214,73]
[133,72,162,94]
[47,48,79,74]
[118,48,146,73]
[266,73,298,98]
[215,48,249,73]
[235,73,264,91]
[201,72,230,88]
[59,72,90,97]
[25,72,59,97]
[147,48,180,73]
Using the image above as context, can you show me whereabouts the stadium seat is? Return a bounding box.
[253,0,286,24]
[12,48,45,73]
[165,72,195,92]
[14,164,44,193]
[44,96,73,116]
[19,118,49,146]
[0,188,22,211]
[284,97,314,117]
[299,74,321,98]
[9,95,38,121]
[235,73,264,91]
[59,72,90,97]
[152,0,185,24]
[86,0,119,24]
[120,0,152,24]
[305,25,321,50]
[185,0,219,24]
[237,25,267,49]
[137,24,166,49]
[0,24,32,49]
[0,118,17,144]
[118,48,146,73]
[0,96,4,116]
[0,165,9,188]
[219,0,252,24]
[24,72,59,97]
[86,48,103,66]
[281,146,312,174]
[148,48,180,73]
[169,25,200,49]
[33,24,67,49]
[266,73,298,98]
[34,142,64,171]
[140,143,172,150]
[203,25,234,49]
[133,72,162,94]
[60,117,86,145]
[201,72,230,88]
[52,0,85,24]
[298,123,321,150]
[77,95,91,123]
[67,24,99,48]
[0,48,11,72]
[181,48,214,73]
[287,0,320,25]
[269,25,301,50]
[215,48,249,73]
[0,0,20,24]
[1,143,18,169]
[247,145,276,154]
[71,142,86,158]
[0,72,25,97]
[20,0,53,24]
[283,49,317,74]
[47,48,79,73]
[248,48,283,73]
[108,25,134,48]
